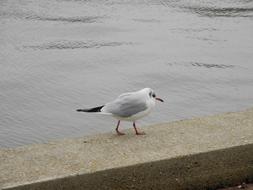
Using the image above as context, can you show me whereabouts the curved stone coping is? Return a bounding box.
[1,108,253,190]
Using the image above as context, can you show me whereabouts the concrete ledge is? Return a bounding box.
[3,144,253,190]
[1,108,253,190]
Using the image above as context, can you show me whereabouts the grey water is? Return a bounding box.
[1,0,253,148]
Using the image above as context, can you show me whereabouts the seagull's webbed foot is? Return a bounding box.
[116,130,125,135]
[133,122,146,135]
[135,131,146,135]
[115,120,125,136]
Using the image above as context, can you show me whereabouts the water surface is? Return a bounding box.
[1,0,253,148]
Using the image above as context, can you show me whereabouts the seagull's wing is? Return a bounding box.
[118,92,133,98]
[101,92,148,117]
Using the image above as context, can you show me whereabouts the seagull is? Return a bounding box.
[76,88,164,135]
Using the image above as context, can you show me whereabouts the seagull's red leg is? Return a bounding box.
[116,120,125,135]
[133,122,145,135]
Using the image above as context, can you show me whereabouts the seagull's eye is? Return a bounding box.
[152,93,156,98]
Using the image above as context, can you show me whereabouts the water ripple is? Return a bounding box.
[133,18,160,23]
[23,40,133,50]
[185,6,253,17]
[25,15,102,23]
[0,11,102,23]
[167,62,235,69]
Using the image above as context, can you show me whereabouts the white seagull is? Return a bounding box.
[76,88,164,135]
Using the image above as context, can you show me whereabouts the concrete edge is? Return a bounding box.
[3,143,253,190]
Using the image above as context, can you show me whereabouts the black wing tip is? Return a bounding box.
[76,109,85,112]
[76,105,104,113]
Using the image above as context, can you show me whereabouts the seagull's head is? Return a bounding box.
[143,88,164,102]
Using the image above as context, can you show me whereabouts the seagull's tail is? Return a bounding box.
[76,105,104,113]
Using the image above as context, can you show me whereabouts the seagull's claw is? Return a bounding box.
[116,131,125,136]
[136,131,146,135]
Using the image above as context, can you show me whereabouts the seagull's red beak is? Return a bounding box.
[155,97,164,102]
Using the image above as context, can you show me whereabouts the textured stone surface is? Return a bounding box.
[1,108,253,190]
